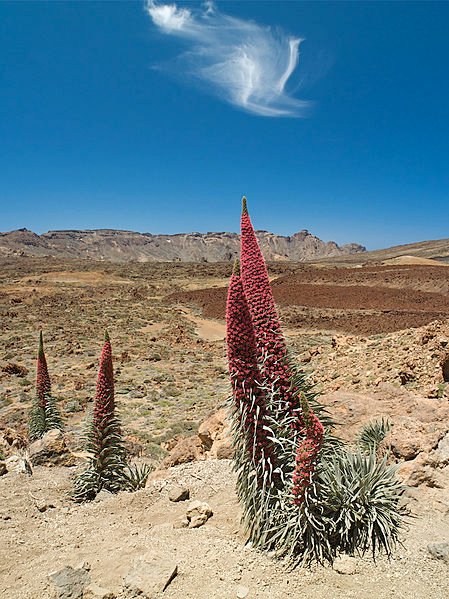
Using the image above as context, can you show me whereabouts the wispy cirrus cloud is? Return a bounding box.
[145,1,309,117]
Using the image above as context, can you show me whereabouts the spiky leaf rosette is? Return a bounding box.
[258,427,406,567]
[121,462,153,491]
[28,332,63,441]
[73,332,126,502]
[357,418,392,455]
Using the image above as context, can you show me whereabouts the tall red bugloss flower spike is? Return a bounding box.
[240,197,303,424]
[36,330,51,409]
[73,331,127,501]
[29,331,63,441]
[93,330,115,429]
[226,260,275,469]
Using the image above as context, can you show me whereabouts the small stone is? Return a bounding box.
[189,514,209,528]
[333,555,358,575]
[427,542,449,564]
[48,565,90,599]
[186,500,213,519]
[185,500,213,528]
[35,499,55,513]
[236,585,249,598]
[168,485,190,502]
[0,462,7,476]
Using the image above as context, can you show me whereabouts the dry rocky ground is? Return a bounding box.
[1,257,449,598]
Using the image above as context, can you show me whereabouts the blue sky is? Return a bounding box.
[1,1,449,250]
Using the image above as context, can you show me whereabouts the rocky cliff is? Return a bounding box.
[0,228,365,262]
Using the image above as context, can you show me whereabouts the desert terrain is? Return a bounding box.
[1,255,449,598]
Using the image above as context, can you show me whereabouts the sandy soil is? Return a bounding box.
[381,255,449,267]
[1,459,448,599]
[170,263,449,335]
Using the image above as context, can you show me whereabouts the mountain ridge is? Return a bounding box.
[0,227,365,263]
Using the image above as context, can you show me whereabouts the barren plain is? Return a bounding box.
[1,256,449,598]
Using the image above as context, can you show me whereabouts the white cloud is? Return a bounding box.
[145,1,309,117]
[147,2,192,32]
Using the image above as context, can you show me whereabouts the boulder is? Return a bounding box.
[48,564,90,599]
[124,551,177,597]
[162,436,204,468]
[198,408,233,459]
[198,410,225,450]
[29,429,75,467]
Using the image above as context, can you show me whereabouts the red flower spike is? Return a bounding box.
[36,331,51,409]
[240,197,302,422]
[226,260,275,468]
[93,331,115,429]
[292,394,324,504]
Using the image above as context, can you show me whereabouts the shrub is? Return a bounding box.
[226,198,406,565]
[73,332,151,502]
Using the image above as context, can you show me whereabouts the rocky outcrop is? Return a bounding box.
[197,408,233,460]
[0,228,365,263]
[162,408,233,468]
[29,429,75,467]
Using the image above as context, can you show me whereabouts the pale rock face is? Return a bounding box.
[433,432,449,466]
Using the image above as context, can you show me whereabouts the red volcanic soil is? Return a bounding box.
[168,264,449,335]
